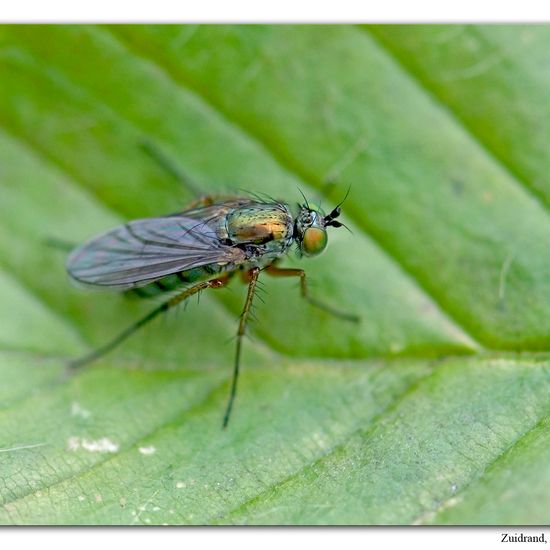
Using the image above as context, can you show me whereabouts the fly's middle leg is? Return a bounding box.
[265,265,359,323]
[68,276,229,370]
[223,267,261,428]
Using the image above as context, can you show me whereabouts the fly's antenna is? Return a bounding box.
[334,183,352,210]
[324,184,353,233]
[296,187,310,209]
[316,179,351,211]
[325,184,351,226]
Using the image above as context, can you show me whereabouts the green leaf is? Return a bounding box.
[0,24,549,525]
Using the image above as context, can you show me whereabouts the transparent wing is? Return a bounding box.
[66,215,245,289]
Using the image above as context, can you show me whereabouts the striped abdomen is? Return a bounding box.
[128,264,225,299]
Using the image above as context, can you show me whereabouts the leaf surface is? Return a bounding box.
[0,25,549,525]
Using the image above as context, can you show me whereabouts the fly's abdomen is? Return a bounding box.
[128,265,222,299]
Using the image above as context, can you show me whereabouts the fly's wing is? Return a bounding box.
[66,215,246,289]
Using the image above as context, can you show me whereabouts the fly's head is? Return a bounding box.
[294,203,344,258]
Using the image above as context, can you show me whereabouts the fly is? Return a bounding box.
[66,150,358,427]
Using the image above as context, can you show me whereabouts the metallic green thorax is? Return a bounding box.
[224,203,294,257]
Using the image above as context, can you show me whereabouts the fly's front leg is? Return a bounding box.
[223,267,261,428]
[265,265,359,323]
[69,276,228,370]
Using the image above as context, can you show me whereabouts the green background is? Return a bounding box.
[1,24,550,525]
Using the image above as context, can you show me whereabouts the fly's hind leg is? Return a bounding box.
[69,277,229,370]
[265,265,359,323]
[223,267,261,428]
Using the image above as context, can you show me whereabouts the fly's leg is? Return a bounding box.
[140,140,208,201]
[69,277,228,369]
[43,237,77,253]
[265,265,359,323]
[223,267,261,428]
